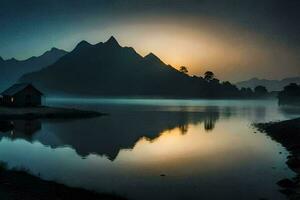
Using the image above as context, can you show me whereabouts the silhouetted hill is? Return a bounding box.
[236,77,300,91]
[20,36,244,98]
[0,48,68,91]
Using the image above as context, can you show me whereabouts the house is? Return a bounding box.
[1,83,43,107]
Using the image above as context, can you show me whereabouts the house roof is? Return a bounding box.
[1,83,43,96]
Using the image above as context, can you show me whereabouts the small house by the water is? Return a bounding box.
[0,83,43,107]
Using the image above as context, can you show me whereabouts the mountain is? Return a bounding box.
[0,48,68,91]
[236,77,300,92]
[19,36,242,98]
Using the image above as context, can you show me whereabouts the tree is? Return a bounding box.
[211,78,220,84]
[241,87,254,97]
[279,83,300,99]
[254,85,268,96]
[283,83,300,94]
[179,66,188,74]
[204,71,214,82]
[278,83,300,106]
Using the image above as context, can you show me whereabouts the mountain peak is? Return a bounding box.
[74,40,92,51]
[47,47,66,54]
[105,36,120,47]
[8,58,18,62]
[144,52,164,65]
[36,47,68,59]
[145,52,158,59]
[249,77,259,81]
[50,47,59,51]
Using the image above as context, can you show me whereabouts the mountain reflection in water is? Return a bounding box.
[0,99,298,200]
[0,108,221,160]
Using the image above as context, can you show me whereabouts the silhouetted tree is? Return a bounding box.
[240,87,254,98]
[204,71,214,82]
[254,85,268,96]
[241,87,247,93]
[278,83,300,106]
[179,66,188,74]
[211,78,220,84]
[283,83,300,94]
[221,81,240,97]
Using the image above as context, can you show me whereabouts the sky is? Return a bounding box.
[0,0,299,82]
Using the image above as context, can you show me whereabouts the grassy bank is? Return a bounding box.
[0,162,126,200]
[255,118,300,200]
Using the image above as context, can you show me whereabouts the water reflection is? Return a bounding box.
[279,106,300,118]
[0,120,41,141]
[0,99,298,200]
[0,109,221,160]
[203,111,220,131]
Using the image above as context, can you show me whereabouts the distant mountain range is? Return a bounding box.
[236,77,300,91]
[21,36,242,98]
[0,48,67,91]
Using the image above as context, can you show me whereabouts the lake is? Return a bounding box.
[0,98,299,200]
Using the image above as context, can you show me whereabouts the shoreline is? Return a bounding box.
[0,163,126,200]
[0,106,105,120]
[255,118,300,200]
[46,96,276,101]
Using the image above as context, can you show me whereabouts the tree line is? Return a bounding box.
[179,66,270,99]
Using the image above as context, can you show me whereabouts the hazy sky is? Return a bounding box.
[0,0,299,81]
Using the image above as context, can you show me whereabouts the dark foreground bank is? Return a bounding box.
[255,118,300,200]
[0,164,126,200]
[0,106,104,120]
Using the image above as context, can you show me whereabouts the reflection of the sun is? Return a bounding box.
[115,118,284,177]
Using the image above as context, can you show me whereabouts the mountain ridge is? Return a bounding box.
[19,36,244,98]
[236,77,300,91]
[0,48,68,91]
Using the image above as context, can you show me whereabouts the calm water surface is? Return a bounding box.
[0,98,300,200]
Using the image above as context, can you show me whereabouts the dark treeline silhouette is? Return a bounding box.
[191,73,271,98]
[18,36,271,99]
[278,83,300,106]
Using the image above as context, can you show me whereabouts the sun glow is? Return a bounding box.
[85,16,300,81]
[114,118,276,176]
